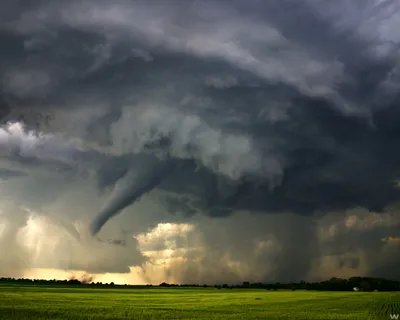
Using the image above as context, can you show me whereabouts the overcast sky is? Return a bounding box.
[0,0,399,284]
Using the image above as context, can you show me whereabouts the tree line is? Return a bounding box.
[159,277,400,291]
[0,276,399,291]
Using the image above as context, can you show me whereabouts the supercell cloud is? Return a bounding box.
[0,0,399,282]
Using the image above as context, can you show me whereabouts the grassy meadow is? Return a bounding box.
[0,284,398,320]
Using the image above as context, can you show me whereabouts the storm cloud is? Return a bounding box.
[0,0,399,282]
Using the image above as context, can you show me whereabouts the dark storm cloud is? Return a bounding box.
[0,168,27,180]
[0,0,399,280]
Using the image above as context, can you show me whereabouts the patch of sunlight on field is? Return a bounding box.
[0,284,398,320]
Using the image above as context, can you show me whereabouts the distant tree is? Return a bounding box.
[359,280,372,292]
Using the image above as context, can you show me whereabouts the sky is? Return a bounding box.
[0,0,399,284]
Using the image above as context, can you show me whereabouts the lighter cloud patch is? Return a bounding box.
[382,236,400,245]
[3,69,52,98]
[134,220,284,284]
[309,251,369,281]
[0,121,81,165]
[136,222,194,245]
[204,75,239,89]
[10,208,146,274]
[111,104,283,183]
[131,48,153,62]
[317,207,399,241]
[59,1,345,97]
[17,215,61,262]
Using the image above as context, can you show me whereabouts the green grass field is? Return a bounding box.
[0,284,398,320]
